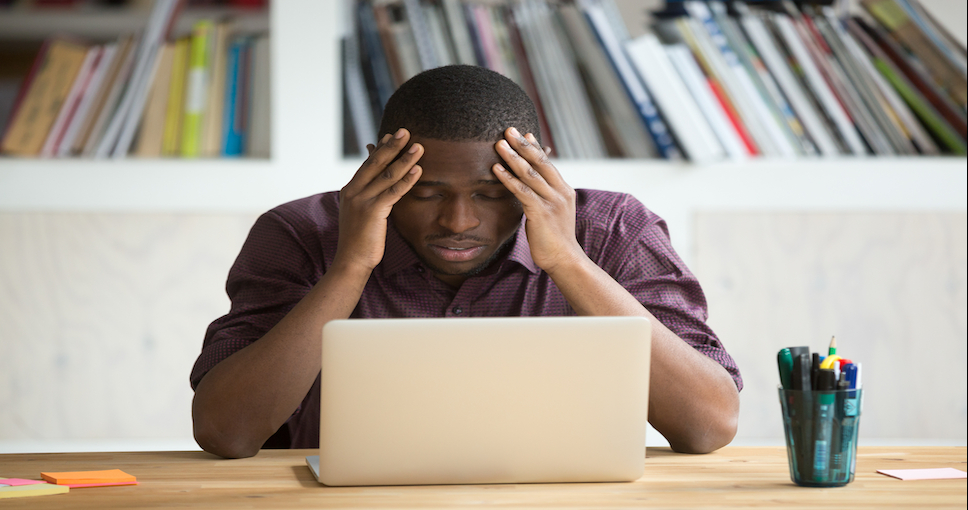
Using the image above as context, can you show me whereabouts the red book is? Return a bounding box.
[707,77,757,155]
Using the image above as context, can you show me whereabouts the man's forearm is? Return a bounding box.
[191,263,371,458]
[548,257,739,453]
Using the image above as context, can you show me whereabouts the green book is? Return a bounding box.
[873,57,967,155]
[181,20,214,158]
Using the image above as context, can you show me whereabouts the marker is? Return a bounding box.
[828,335,837,356]
[813,369,837,482]
[777,349,794,389]
[793,353,811,391]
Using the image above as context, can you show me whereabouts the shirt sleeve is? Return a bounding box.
[189,208,324,390]
[580,192,743,391]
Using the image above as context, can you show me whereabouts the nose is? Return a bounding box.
[437,196,480,234]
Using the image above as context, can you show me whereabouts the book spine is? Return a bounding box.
[181,20,213,158]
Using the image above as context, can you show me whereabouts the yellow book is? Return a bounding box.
[1,38,89,156]
[181,20,213,158]
[0,483,69,499]
[163,36,190,156]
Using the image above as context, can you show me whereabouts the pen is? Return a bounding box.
[777,348,794,390]
[813,369,837,482]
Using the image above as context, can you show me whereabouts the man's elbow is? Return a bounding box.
[668,409,739,454]
[193,420,262,459]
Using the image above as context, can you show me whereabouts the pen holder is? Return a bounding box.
[778,387,863,487]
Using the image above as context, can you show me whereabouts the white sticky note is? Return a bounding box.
[877,468,967,480]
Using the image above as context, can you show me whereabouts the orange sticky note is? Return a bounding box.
[40,469,137,488]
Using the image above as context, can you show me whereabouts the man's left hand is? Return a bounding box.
[493,127,587,276]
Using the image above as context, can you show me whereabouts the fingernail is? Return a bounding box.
[408,144,419,154]
[498,140,510,150]
[394,128,406,139]
[509,127,520,137]
[381,133,392,143]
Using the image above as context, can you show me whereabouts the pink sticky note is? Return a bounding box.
[877,468,967,480]
[0,478,45,487]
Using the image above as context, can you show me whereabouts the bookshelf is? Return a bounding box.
[0,0,965,240]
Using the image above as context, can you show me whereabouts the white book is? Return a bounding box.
[513,2,575,158]
[83,35,138,157]
[738,11,841,156]
[665,44,747,160]
[772,14,867,156]
[402,0,438,71]
[99,0,179,158]
[684,1,795,158]
[626,35,724,164]
[558,3,655,158]
[40,46,99,158]
[57,44,117,157]
[441,0,477,66]
[423,4,455,67]
[538,1,604,158]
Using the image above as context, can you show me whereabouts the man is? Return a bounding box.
[191,65,741,459]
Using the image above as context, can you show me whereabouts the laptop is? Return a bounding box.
[308,316,651,486]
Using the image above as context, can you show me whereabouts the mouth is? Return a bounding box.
[427,244,487,262]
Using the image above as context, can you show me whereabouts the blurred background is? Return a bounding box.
[0,0,965,453]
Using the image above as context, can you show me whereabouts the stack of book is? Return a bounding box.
[0,0,271,159]
[343,0,967,161]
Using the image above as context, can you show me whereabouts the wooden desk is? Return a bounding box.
[1,447,964,508]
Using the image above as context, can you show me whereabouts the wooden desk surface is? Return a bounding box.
[1,447,964,509]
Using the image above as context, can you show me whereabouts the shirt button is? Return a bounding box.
[416,266,424,273]
[452,306,463,315]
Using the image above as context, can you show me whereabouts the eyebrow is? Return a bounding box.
[413,179,503,187]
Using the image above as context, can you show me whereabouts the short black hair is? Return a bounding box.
[378,65,541,144]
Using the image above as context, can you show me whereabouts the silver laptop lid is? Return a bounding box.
[318,316,651,486]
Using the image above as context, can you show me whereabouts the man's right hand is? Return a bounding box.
[334,128,424,275]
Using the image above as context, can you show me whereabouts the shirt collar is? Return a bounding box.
[380,215,540,277]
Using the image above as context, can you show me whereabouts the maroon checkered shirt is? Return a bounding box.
[191,189,742,448]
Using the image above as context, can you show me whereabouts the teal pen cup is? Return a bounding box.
[778,387,863,487]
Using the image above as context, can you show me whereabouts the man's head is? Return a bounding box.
[378,65,541,144]
[380,66,540,287]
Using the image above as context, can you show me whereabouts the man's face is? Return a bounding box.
[389,137,524,287]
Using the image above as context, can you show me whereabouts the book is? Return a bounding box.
[134,41,175,157]
[684,1,796,158]
[100,0,182,158]
[222,36,250,156]
[181,19,214,158]
[771,11,868,155]
[80,34,137,156]
[581,0,681,159]
[40,45,100,158]
[837,15,939,154]
[163,36,190,156]
[423,2,456,67]
[56,43,118,157]
[665,43,748,160]
[246,33,271,158]
[201,18,235,157]
[1,38,89,156]
[504,4,557,155]
[735,4,841,156]
[441,0,478,66]
[626,34,724,163]
[558,2,656,158]
[402,0,438,71]
[862,0,967,107]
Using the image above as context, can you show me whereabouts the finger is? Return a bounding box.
[381,164,423,204]
[491,161,542,207]
[495,134,555,199]
[348,129,412,193]
[508,127,567,188]
[360,142,425,199]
